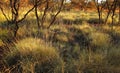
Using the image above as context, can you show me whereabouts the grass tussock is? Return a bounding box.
[3,38,63,73]
[89,32,111,48]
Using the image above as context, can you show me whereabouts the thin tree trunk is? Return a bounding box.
[41,0,49,28]
[111,0,117,25]
[105,10,111,24]
[47,0,64,29]
[98,8,101,24]
[105,0,115,24]
[111,0,117,30]
[119,1,120,24]
[14,22,19,37]
[35,5,40,29]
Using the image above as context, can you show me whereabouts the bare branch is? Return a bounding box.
[0,4,10,22]
[40,0,49,28]
[47,0,64,29]
[17,0,45,23]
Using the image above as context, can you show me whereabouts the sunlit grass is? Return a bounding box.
[0,10,120,73]
[3,37,63,73]
[0,39,4,46]
[0,13,6,22]
[89,32,111,47]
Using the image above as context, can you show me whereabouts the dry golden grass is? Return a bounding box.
[0,39,4,46]
[0,10,120,73]
[55,34,69,42]
[3,37,63,73]
[89,32,111,47]
[15,38,58,59]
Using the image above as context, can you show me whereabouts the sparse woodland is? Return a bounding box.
[0,0,120,73]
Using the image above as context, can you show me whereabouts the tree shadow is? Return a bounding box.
[87,18,104,25]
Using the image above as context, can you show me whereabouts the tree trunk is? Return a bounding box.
[35,0,40,29]
[14,22,19,37]
[98,8,101,24]
[119,1,120,24]
[35,6,40,29]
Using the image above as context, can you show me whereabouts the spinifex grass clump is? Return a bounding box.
[107,47,120,67]
[0,29,10,40]
[0,39,4,46]
[3,38,63,73]
[89,32,111,48]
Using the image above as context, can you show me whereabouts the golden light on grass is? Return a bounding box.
[0,13,6,22]
[89,32,111,47]
[4,37,63,73]
[55,34,69,42]
[0,39,4,46]
[15,38,58,59]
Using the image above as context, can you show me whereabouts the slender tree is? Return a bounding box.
[0,0,38,37]
[93,0,106,24]
[47,0,64,29]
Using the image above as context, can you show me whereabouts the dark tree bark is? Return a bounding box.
[111,0,117,25]
[0,0,38,37]
[94,0,106,24]
[35,0,40,29]
[47,0,64,29]
[0,0,65,37]
[40,0,49,28]
[105,0,115,24]
[118,1,120,24]
[10,0,20,37]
